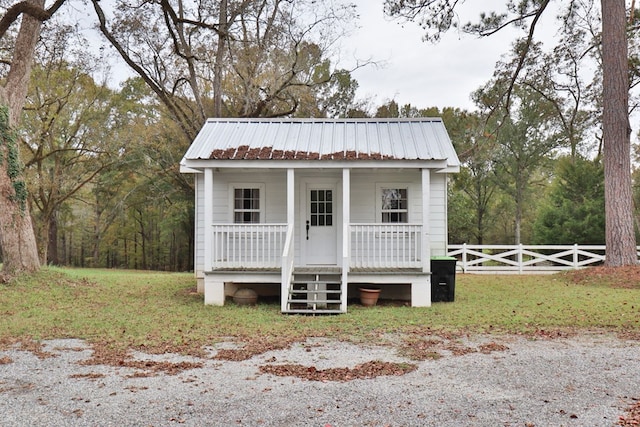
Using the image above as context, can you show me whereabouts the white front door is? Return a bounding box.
[303,183,337,265]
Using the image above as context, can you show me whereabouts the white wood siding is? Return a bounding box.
[350,170,422,223]
[211,170,288,223]
[195,173,204,278]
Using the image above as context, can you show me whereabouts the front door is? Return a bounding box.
[303,184,337,265]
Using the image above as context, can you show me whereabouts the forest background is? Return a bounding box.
[0,0,637,272]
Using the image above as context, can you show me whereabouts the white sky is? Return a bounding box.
[341,1,549,111]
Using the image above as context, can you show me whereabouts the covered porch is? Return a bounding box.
[201,168,433,312]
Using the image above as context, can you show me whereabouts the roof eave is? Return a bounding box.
[436,165,460,173]
[179,158,456,170]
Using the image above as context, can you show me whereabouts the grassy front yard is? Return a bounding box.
[1,267,639,356]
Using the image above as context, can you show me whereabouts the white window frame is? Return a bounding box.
[376,183,410,224]
[229,183,265,223]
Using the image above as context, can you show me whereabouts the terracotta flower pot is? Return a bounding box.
[359,287,381,307]
[233,288,258,305]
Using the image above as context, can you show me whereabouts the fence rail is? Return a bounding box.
[446,244,627,273]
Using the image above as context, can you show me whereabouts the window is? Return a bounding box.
[310,189,333,226]
[381,188,408,223]
[234,188,260,223]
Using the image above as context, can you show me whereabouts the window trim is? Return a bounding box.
[229,183,265,223]
[376,183,410,224]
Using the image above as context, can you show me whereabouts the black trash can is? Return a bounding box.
[430,256,457,302]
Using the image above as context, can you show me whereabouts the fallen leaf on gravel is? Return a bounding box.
[400,336,509,360]
[619,398,640,426]
[214,337,296,361]
[69,372,105,380]
[80,342,203,375]
[259,360,417,381]
[0,338,56,359]
[478,342,509,354]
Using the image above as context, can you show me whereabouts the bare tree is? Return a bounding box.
[90,0,356,141]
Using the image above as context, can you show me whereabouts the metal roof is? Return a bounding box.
[181,118,460,169]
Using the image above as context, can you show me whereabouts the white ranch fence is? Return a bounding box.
[446,244,621,273]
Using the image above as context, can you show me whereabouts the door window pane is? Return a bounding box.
[310,189,332,227]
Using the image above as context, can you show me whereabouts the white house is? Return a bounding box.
[180,118,460,313]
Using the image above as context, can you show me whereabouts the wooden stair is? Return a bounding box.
[283,270,344,314]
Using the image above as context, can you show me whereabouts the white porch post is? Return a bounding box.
[341,168,350,312]
[281,168,295,311]
[203,168,224,305]
[412,168,431,307]
[421,168,431,272]
[287,168,295,224]
[203,168,214,272]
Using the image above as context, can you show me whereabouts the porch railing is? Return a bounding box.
[350,224,422,269]
[280,224,295,311]
[447,244,610,273]
[211,224,288,269]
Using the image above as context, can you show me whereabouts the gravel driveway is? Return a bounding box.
[1,333,639,427]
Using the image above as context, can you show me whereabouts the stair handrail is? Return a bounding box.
[280,223,295,312]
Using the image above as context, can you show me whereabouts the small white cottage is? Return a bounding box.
[180,118,460,313]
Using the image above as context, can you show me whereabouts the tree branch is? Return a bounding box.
[0,0,65,39]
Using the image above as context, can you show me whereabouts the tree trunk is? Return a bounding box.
[0,0,46,276]
[514,179,523,245]
[602,0,637,266]
[35,209,50,264]
[47,213,59,265]
[0,162,40,275]
[212,0,228,117]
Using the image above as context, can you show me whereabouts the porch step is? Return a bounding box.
[291,280,342,286]
[284,309,344,315]
[283,271,345,314]
[289,289,342,295]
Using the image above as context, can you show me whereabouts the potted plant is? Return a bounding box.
[358,287,381,307]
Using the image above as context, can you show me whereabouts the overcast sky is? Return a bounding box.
[341,2,535,112]
[85,0,559,113]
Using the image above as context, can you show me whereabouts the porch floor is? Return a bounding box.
[209,266,426,274]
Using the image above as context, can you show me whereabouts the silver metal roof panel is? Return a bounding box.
[182,118,460,167]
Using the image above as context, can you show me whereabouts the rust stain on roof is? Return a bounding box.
[209,146,397,160]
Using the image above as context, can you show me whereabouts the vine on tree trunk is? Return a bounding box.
[0,104,27,214]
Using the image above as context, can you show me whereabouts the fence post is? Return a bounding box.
[462,243,467,273]
[518,243,523,274]
[573,243,578,268]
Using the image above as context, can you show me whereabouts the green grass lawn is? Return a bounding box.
[1,267,638,356]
